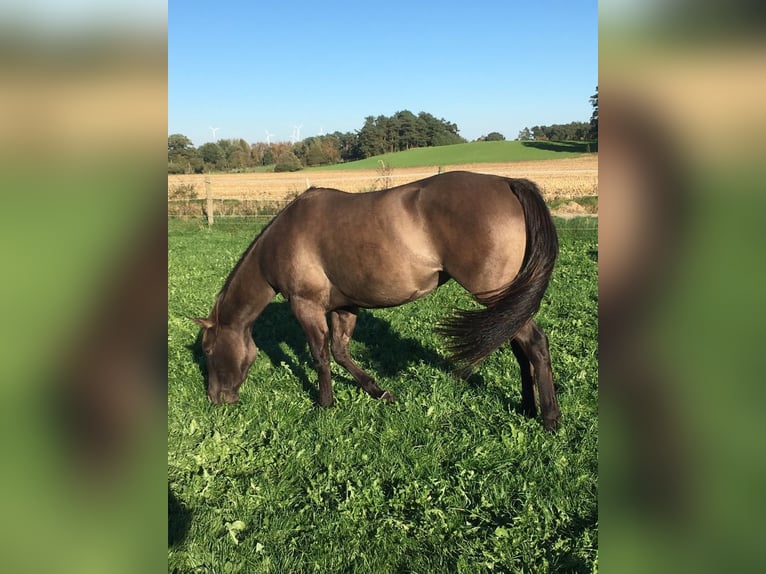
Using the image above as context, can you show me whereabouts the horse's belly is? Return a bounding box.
[328,262,442,309]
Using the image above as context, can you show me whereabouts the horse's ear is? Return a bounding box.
[191,317,215,329]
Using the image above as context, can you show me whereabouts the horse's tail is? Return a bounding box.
[438,178,558,374]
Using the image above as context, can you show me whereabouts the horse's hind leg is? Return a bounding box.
[330,309,394,402]
[512,319,561,431]
[510,340,537,418]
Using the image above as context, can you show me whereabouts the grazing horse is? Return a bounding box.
[193,171,561,430]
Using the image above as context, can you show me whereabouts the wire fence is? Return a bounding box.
[168,197,291,220]
[167,172,597,234]
[168,200,598,238]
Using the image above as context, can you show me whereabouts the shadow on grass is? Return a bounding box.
[188,300,521,406]
[353,308,451,377]
[521,140,597,153]
[251,301,317,401]
[251,301,455,396]
[168,487,192,547]
[187,330,208,396]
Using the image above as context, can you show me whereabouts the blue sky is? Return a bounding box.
[169,1,597,146]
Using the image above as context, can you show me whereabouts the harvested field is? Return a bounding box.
[168,155,597,203]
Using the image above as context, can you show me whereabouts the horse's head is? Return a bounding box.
[192,317,258,404]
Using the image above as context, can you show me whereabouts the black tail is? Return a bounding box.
[438,178,558,373]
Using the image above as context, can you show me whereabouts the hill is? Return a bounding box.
[307,140,595,171]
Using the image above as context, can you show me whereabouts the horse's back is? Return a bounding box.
[258,172,528,307]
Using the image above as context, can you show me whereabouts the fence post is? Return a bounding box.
[205,176,214,226]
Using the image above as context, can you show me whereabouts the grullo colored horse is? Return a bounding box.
[193,171,561,430]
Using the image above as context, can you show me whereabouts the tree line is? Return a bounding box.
[168,110,467,174]
[516,121,591,142]
[517,88,598,142]
[169,90,597,174]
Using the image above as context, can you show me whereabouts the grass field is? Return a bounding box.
[308,141,595,171]
[168,217,598,573]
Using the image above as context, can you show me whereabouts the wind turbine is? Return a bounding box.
[292,124,303,143]
[264,129,274,144]
[209,126,220,141]
[318,125,326,136]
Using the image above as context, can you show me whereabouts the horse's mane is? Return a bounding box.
[218,220,272,293]
[211,194,303,320]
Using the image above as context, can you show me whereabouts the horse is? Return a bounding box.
[193,171,561,430]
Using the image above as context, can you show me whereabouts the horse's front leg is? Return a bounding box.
[291,299,333,407]
[330,308,394,402]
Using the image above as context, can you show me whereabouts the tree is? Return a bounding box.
[419,111,464,146]
[526,122,591,141]
[357,116,386,158]
[274,150,302,172]
[198,142,223,169]
[305,140,330,166]
[319,135,341,164]
[250,143,265,166]
[168,134,203,173]
[395,110,426,150]
[261,146,275,166]
[355,110,466,158]
[589,87,598,141]
[517,127,532,141]
[334,131,362,161]
[168,133,193,154]
[269,142,294,165]
[485,132,505,141]
[380,115,398,153]
[229,149,249,170]
[294,135,342,166]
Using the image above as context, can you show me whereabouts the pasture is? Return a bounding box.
[311,140,595,171]
[168,213,598,572]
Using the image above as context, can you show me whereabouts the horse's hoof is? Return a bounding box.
[521,403,537,418]
[543,417,560,432]
[380,390,395,402]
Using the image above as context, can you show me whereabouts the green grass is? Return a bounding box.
[168,217,598,573]
[306,140,595,171]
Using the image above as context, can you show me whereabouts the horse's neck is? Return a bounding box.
[216,244,275,328]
